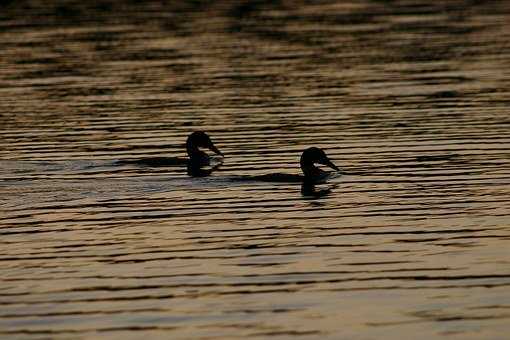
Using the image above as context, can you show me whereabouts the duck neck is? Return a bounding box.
[187,142,209,167]
[301,161,322,180]
[186,140,200,157]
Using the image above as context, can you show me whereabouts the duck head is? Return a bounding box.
[300,147,339,179]
[186,131,223,158]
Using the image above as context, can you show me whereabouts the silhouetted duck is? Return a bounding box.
[116,131,223,168]
[249,147,340,184]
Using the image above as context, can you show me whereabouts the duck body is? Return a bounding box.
[116,131,222,168]
[248,169,333,184]
[249,173,304,183]
[117,156,188,167]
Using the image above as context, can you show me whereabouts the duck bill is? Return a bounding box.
[209,144,223,156]
[323,158,339,171]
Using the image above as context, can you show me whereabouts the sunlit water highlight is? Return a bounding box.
[1,1,510,339]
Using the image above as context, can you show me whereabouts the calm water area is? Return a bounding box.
[1,1,510,339]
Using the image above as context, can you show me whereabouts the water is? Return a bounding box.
[1,1,510,339]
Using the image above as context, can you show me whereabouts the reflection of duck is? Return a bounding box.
[301,182,337,199]
[249,147,340,184]
[117,131,223,167]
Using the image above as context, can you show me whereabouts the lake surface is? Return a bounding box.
[1,1,510,339]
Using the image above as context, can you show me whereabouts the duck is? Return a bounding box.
[116,131,223,168]
[248,147,340,184]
